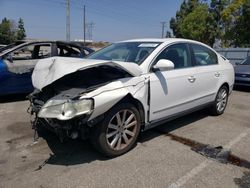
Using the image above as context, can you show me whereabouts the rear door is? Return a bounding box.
[189,43,221,104]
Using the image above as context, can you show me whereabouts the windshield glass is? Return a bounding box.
[87,42,161,64]
[241,57,250,65]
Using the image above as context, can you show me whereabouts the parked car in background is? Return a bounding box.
[0,44,7,50]
[234,56,250,86]
[216,48,250,65]
[0,41,94,96]
[29,38,234,156]
[0,41,26,53]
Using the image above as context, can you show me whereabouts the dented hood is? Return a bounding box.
[32,57,142,90]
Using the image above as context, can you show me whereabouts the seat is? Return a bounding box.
[165,49,182,68]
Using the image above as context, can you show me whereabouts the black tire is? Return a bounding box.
[90,103,141,157]
[209,85,229,116]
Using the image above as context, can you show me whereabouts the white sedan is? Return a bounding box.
[29,38,234,156]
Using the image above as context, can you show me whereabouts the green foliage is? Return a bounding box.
[233,0,250,47]
[180,4,216,46]
[170,0,250,47]
[0,17,26,44]
[170,0,200,38]
[16,18,26,41]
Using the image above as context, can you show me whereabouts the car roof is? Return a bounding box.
[119,38,200,43]
[118,38,215,52]
[0,40,92,56]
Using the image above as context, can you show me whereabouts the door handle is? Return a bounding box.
[215,72,220,77]
[188,76,196,83]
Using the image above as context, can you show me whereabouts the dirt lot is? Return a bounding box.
[0,88,249,188]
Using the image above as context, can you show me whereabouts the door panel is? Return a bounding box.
[190,44,221,103]
[149,43,198,121]
[149,68,199,121]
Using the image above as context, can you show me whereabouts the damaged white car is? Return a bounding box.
[28,38,234,156]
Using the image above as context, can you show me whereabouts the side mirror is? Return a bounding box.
[153,59,174,71]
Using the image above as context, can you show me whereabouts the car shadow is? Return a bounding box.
[36,129,108,167]
[233,85,250,92]
[138,109,209,143]
[36,109,209,167]
[0,93,28,103]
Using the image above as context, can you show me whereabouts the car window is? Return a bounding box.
[3,43,51,74]
[36,45,51,59]
[103,46,130,62]
[88,42,161,64]
[191,44,218,66]
[57,45,82,58]
[10,43,51,61]
[11,45,34,61]
[83,49,92,56]
[241,57,250,65]
[154,43,192,69]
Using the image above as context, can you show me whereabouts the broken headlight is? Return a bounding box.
[38,99,93,120]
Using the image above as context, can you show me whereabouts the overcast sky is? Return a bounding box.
[0,0,183,42]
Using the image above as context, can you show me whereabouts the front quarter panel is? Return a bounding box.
[84,76,148,121]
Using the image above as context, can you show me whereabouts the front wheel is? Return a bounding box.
[210,86,229,116]
[91,103,141,157]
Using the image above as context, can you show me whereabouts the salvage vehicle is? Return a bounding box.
[234,56,250,86]
[0,41,26,53]
[0,41,94,96]
[28,38,234,156]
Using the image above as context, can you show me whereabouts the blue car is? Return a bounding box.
[234,56,250,86]
[0,41,94,96]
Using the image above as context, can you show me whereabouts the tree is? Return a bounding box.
[0,17,26,44]
[169,0,250,47]
[209,0,230,47]
[16,18,26,40]
[165,31,172,38]
[170,0,200,38]
[0,18,16,44]
[234,0,250,47]
[180,4,218,46]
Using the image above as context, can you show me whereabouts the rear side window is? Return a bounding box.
[191,44,218,66]
[57,44,82,58]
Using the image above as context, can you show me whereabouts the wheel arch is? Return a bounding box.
[117,94,146,128]
[220,82,229,92]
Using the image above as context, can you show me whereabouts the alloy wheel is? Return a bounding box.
[106,109,138,151]
[216,88,228,112]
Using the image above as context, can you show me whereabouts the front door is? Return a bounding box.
[149,43,198,121]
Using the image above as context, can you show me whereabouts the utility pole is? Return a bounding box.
[83,5,86,46]
[160,22,166,38]
[66,0,70,41]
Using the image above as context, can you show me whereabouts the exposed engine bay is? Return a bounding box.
[28,61,147,141]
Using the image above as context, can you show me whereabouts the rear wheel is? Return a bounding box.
[210,86,229,116]
[91,103,141,157]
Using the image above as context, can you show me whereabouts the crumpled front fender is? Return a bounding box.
[83,76,149,121]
